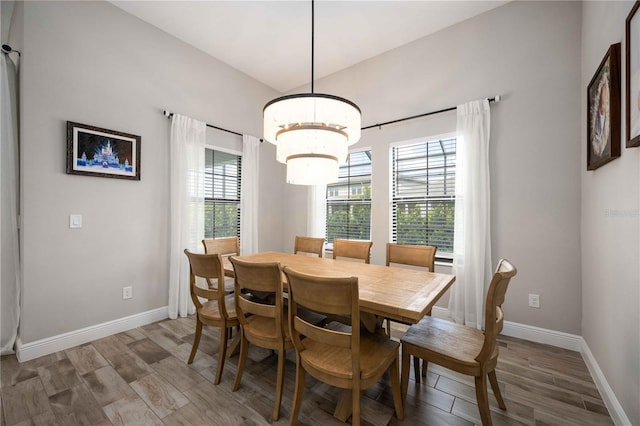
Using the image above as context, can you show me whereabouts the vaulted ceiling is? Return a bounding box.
[111,1,508,92]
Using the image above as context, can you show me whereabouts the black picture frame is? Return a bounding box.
[626,1,640,147]
[66,121,141,180]
[587,43,621,171]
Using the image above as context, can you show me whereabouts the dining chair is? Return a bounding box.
[385,243,437,381]
[332,239,373,264]
[183,249,239,385]
[284,266,404,426]
[229,256,291,421]
[400,259,517,426]
[293,235,325,258]
[202,236,239,290]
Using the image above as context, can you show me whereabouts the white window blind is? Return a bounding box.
[392,138,456,257]
[326,150,372,246]
[204,148,241,239]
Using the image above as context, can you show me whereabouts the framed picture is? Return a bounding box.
[66,121,141,180]
[587,43,621,171]
[626,1,640,147]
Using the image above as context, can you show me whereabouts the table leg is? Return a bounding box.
[333,389,352,421]
[226,327,241,358]
[360,313,386,335]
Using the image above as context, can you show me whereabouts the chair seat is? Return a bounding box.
[301,332,399,381]
[243,315,292,342]
[200,295,237,321]
[401,316,498,374]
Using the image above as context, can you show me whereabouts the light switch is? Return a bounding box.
[69,214,82,229]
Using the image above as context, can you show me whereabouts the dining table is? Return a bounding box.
[223,251,456,422]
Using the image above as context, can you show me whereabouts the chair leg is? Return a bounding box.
[421,359,428,379]
[289,354,306,426]
[188,317,203,364]
[389,357,404,420]
[352,382,361,426]
[401,345,410,402]
[413,355,421,383]
[232,332,249,392]
[273,349,285,421]
[488,370,506,410]
[214,326,229,385]
[474,374,493,426]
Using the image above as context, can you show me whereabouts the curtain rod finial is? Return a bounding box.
[494,95,501,103]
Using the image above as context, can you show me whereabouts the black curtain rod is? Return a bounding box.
[163,110,244,137]
[361,96,501,131]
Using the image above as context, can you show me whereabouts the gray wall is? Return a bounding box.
[16,1,283,343]
[581,2,640,424]
[285,1,584,330]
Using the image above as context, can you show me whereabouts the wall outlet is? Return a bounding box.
[528,293,540,308]
[122,286,133,300]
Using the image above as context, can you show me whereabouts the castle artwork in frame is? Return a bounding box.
[587,43,621,171]
[66,121,141,180]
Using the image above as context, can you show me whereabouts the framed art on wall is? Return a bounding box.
[626,1,640,147]
[66,121,141,180]
[587,43,621,171]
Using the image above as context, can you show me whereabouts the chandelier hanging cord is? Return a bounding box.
[311,0,315,93]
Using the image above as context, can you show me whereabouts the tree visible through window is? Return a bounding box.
[204,148,241,239]
[392,137,456,257]
[326,150,372,246]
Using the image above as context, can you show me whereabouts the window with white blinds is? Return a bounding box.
[204,148,241,239]
[391,137,456,258]
[326,150,372,247]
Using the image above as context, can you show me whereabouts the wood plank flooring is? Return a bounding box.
[1,317,613,425]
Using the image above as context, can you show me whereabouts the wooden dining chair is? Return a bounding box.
[293,235,325,258]
[332,239,373,264]
[385,243,437,380]
[229,257,291,421]
[183,249,239,385]
[202,236,239,256]
[400,259,517,426]
[284,266,404,426]
[202,237,239,290]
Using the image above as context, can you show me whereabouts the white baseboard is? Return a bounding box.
[580,340,632,426]
[15,307,169,362]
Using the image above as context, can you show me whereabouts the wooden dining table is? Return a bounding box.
[224,251,455,325]
[223,251,456,421]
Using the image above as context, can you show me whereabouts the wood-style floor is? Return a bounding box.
[1,316,613,425]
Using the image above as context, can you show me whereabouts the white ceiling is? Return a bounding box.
[111,1,508,93]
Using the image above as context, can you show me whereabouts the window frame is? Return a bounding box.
[325,148,373,250]
[389,133,456,261]
[203,144,242,240]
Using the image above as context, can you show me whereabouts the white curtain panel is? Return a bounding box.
[168,114,206,319]
[448,99,492,329]
[307,184,327,238]
[1,53,21,354]
[240,135,260,255]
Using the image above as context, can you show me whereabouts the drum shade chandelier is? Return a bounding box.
[263,0,361,185]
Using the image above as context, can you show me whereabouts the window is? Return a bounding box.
[204,148,241,239]
[326,150,372,246]
[391,137,456,258]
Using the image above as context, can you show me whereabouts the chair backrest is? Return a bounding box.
[332,239,372,264]
[294,236,325,258]
[476,258,517,363]
[386,243,437,272]
[229,257,284,336]
[283,267,360,373]
[202,237,239,256]
[184,249,229,315]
